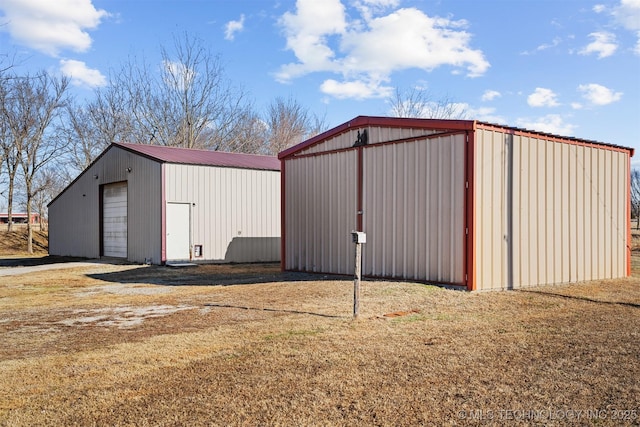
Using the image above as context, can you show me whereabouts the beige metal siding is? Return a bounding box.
[164,164,280,263]
[362,134,465,283]
[298,126,443,155]
[474,128,629,291]
[284,151,357,273]
[48,146,163,263]
[125,154,163,264]
[48,168,101,259]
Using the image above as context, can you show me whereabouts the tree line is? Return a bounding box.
[11,33,635,254]
[0,34,326,252]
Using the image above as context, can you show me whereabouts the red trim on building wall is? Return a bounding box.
[475,122,633,156]
[160,164,167,263]
[465,129,477,291]
[280,160,287,272]
[280,116,632,161]
[287,129,465,162]
[627,155,632,277]
[279,116,475,159]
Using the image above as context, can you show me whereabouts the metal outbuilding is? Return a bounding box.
[48,142,281,265]
[279,116,634,291]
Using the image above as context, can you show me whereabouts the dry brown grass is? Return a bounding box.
[0,255,638,425]
[0,228,48,256]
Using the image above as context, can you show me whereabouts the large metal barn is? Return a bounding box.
[49,143,281,265]
[279,116,633,291]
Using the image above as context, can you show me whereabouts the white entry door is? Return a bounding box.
[166,202,191,261]
[103,182,128,258]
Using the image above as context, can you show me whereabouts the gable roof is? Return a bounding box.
[114,142,280,171]
[48,143,280,207]
[278,115,634,159]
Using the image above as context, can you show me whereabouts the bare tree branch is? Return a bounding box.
[2,71,70,251]
[387,87,468,120]
[264,96,326,155]
[631,169,640,228]
[109,33,253,149]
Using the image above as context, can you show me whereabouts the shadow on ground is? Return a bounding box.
[87,263,351,287]
[0,255,91,267]
[204,303,344,319]
[518,289,640,308]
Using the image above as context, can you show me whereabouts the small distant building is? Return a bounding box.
[48,142,281,264]
[0,213,40,224]
[279,116,634,291]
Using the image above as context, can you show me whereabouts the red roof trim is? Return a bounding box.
[114,142,281,171]
[278,116,474,159]
[474,122,634,155]
[278,115,634,159]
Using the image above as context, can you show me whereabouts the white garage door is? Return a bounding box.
[103,182,128,258]
[166,202,191,261]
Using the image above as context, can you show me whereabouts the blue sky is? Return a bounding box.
[1,0,639,160]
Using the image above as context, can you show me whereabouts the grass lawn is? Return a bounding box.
[0,236,638,425]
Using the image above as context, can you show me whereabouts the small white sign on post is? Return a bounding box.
[351,231,366,319]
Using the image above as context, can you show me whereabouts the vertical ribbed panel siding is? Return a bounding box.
[474,129,509,290]
[48,169,101,259]
[299,130,359,154]
[164,164,280,263]
[298,126,442,155]
[284,152,357,274]
[362,135,465,283]
[475,128,629,291]
[366,126,440,145]
[48,146,163,263]
[124,152,163,264]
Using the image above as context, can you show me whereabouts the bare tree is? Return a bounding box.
[111,33,252,149]
[631,169,640,228]
[264,96,326,155]
[213,107,268,154]
[2,72,69,252]
[33,167,65,231]
[63,82,136,174]
[387,87,468,119]
[0,73,21,231]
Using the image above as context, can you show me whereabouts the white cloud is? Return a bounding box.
[352,0,399,21]
[578,83,623,105]
[224,14,245,41]
[516,114,577,136]
[613,0,640,31]
[340,9,489,77]
[162,60,196,91]
[0,0,109,56]
[579,31,618,58]
[466,106,506,124]
[593,4,607,13]
[321,78,393,99]
[522,37,562,55]
[612,0,640,54]
[527,88,560,107]
[276,1,489,99]
[277,0,347,78]
[481,90,501,101]
[59,59,106,87]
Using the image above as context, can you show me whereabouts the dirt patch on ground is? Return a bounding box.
[0,255,638,425]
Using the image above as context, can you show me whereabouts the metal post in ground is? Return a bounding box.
[351,231,366,319]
